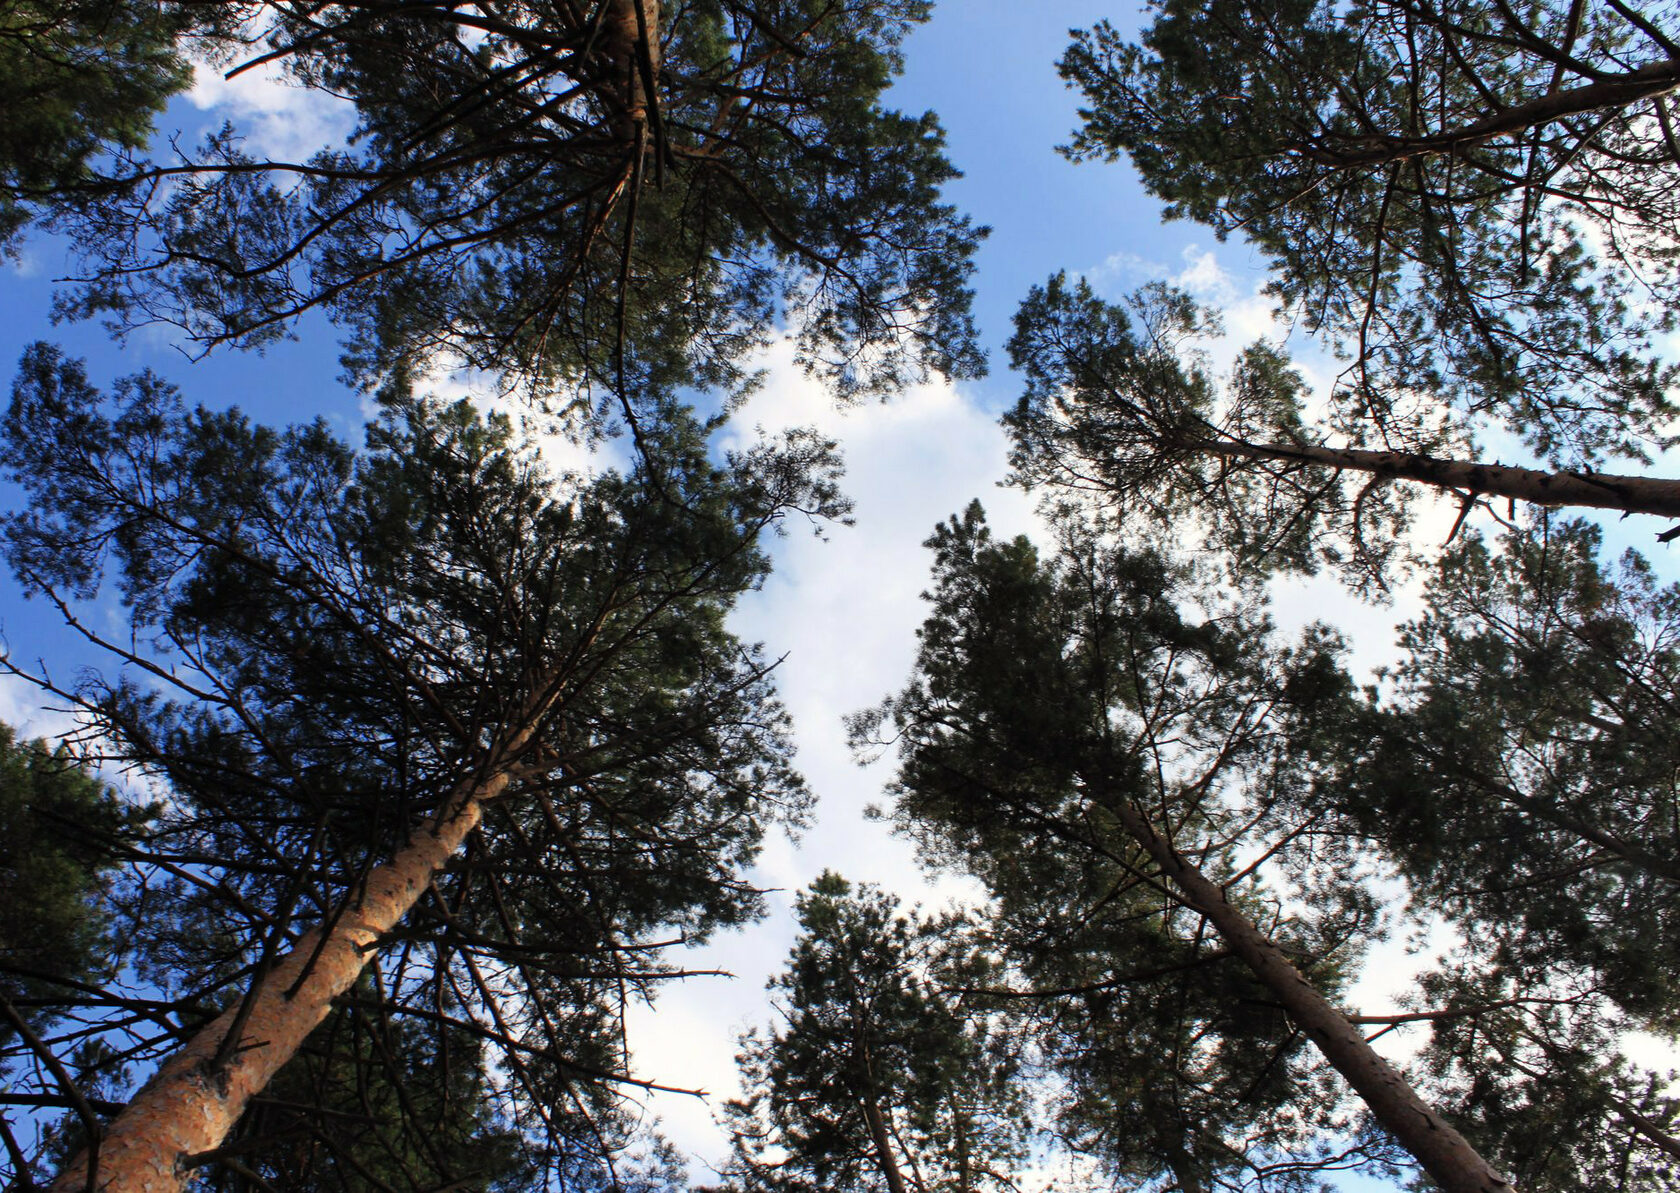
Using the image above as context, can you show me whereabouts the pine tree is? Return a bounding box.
[1396,959,1680,1192]
[32,0,984,407]
[1328,517,1680,1022]
[857,502,1513,1193]
[0,723,149,1187]
[1,344,843,1192]
[0,2,199,249]
[1275,515,1680,1189]
[1058,0,1680,467]
[721,874,1030,1193]
[1007,276,1680,594]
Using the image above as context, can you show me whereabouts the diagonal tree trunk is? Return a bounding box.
[49,729,539,1193]
[856,1030,913,1193]
[1100,786,1516,1193]
[1196,434,1680,524]
[1296,59,1680,167]
[860,1089,913,1193]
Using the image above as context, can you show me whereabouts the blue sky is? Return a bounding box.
[1,3,1650,1190]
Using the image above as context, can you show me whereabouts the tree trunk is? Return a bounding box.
[952,1095,972,1193]
[860,1093,912,1193]
[1299,59,1680,167]
[603,0,661,128]
[1204,435,1680,524]
[1103,790,1516,1193]
[49,753,523,1193]
[857,1034,912,1193]
[1166,1143,1207,1193]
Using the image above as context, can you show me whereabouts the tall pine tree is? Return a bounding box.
[1058,0,1680,467]
[721,874,1030,1193]
[857,503,1511,1193]
[27,0,984,408]
[1,344,842,1192]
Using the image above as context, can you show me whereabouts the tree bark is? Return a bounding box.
[1611,1094,1680,1165]
[603,0,661,126]
[1166,1142,1207,1193]
[857,1034,912,1193]
[48,750,524,1193]
[1102,789,1516,1193]
[1298,59,1680,167]
[1202,434,1680,523]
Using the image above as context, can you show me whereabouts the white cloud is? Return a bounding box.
[623,346,1029,1172]
[1084,247,1167,296]
[1173,245,1239,305]
[0,673,77,742]
[1084,242,1303,382]
[187,58,356,163]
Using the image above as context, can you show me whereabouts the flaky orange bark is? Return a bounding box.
[603,0,662,127]
[49,756,520,1193]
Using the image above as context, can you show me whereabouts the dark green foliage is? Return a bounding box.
[1330,518,1680,1023]
[855,504,1391,1192]
[0,723,148,1186]
[1239,514,1680,1190]
[41,1,985,407]
[1007,275,1419,595]
[722,873,1030,1193]
[0,723,144,1018]
[0,729,151,1189]
[1060,0,1680,465]
[212,1001,533,1193]
[0,342,841,1185]
[0,1,196,249]
[1400,963,1680,1193]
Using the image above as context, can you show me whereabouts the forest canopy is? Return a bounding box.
[1,1,1679,1192]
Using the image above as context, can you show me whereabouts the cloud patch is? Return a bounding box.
[187,58,356,162]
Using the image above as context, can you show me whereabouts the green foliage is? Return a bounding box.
[1060,0,1680,465]
[0,1,195,249]
[1329,518,1680,1023]
[1404,963,1680,1193]
[856,503,1391,1191]
[722,873,1030,1193]
[214,1000,533,1193]
[0,723,144,1015]
[0,342,843,1184]
[1007,274,1422,595]
[0,723,151,1187]
[39,1,985,407]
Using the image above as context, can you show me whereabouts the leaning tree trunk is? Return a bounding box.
[49,734,534,1193]
[1103,790,1516,1193]
[856,1032,912,1193]
[1202,435,1680,525]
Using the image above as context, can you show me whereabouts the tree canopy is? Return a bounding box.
[856,503,1514,1193]
[0,345,842,1190]
[0,2,199,251]
[859,496,1680,1191]
[721,873,1030,1193]
[1007,275,1680,595]
[1325,517,1680,1024]
[1060,0,1680,466]
[27,0,985,410]
[7,1,1680,1190]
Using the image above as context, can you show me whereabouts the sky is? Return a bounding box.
[621,6,1447,1181]
[1,2,1669,1190]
